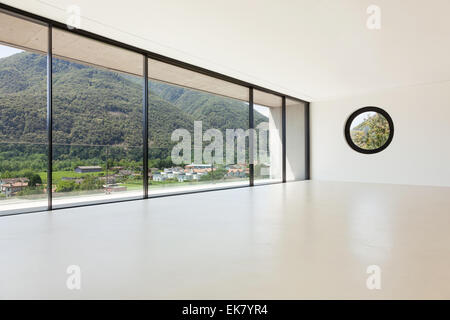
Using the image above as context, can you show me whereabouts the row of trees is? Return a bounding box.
[55,176,104,193]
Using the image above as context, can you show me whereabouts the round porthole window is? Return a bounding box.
[345,106,394,154]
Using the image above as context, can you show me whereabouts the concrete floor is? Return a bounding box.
[1,180,450,299]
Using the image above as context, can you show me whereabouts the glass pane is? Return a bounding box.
[253,90,282,184]
[148,58,250,195]
[0,12,48,215]
[286,98,306,181]
[350,111,390,150]
[52,29,144,208]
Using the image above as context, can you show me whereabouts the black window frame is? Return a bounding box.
[344,106,394,154]
[0,3,310,216]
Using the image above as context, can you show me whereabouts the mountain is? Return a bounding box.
[0,52,47,144]
[0,52,267,155]
[149,81,267,130]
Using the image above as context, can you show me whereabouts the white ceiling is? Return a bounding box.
[3,0,450,102]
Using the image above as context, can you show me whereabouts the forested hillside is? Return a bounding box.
[0,51,267,173]
[149,81,267,131]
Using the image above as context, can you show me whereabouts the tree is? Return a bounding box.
[351,113,390,150]
[56,180,76,192]
[200,167,227,181]
[22,171,42,187]
[157,156,173,169]
[79,176,102,191]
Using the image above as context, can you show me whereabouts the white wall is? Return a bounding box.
[311,81,450,187]
[268,107,283,180]
[286,100,306,181]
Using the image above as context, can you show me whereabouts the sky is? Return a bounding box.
[351,111,375,129]
[0,44,23,59]
[254,104,270,118]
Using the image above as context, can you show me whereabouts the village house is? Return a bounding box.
[185,163,212,170]
[177,172,193,182]
[163,168,181,179]
[74,166,102,173]
[0,178,29,197]
[152,172,167,182]
[150,165,213,183]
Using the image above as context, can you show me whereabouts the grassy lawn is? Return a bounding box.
[38,171,108,184]
[40,171,144,190]
[35,171,239,190]
[122,181,144,190]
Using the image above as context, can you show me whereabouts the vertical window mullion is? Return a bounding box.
[305,102,310,180]
[47,24,53,211]
[249,87,254,187]
[143,56,149,198]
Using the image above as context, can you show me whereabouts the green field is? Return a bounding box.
[122,181,144,190]
[38,171,108,184]
[34,171,242,190]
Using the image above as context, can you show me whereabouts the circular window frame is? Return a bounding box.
[344,106,394,154]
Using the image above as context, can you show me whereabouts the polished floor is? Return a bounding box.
[1,180,450,299]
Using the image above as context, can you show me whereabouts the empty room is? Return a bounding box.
[1,0,450,308]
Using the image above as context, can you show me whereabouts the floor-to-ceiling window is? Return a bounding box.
[253,90,283,184]
[51,29,144,208]
[0,11,48,215]
[286,98,306,181]
[147,58,250,195]
[0,6,309,215]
